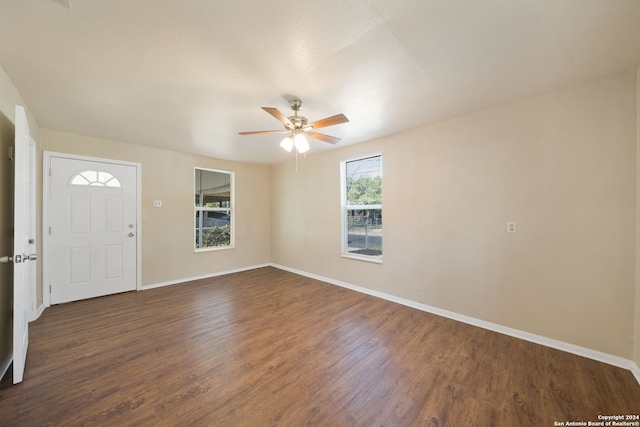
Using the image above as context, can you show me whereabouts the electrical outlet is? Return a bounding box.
[507,222,517,233]
[153,200,162,208]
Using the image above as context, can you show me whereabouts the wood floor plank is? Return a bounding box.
[0,267,638,426]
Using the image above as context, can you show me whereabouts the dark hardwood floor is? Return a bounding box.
[0,267,638,426]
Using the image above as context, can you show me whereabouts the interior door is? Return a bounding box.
[49,156,138,304]
[4,106,37,384]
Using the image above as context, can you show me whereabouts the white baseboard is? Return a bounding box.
[143,263,272,290]
[0,354,11,381]
[271,263,640,385]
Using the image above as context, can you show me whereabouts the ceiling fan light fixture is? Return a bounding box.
[294,133,310,153]
[280,136,294,152]
[239,97,349,156]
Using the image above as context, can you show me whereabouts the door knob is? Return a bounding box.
[0,254,36,263]
[128,232,135,237]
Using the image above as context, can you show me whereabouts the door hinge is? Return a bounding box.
[49,226,52,235]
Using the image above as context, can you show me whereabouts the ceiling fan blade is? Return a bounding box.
[262,107,294,129]
[306,131,341,145]
[238,130,290,135]
[307,113,349,130]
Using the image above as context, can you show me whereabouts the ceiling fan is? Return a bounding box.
[239,98,349,154]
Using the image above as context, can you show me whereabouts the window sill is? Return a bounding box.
[195,245,234,253]
[341,253,383,264]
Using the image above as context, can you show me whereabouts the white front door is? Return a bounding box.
[7,106,37,384]
[48,156,138,304]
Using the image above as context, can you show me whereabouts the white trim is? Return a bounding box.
[135,163,142,292]
[42,151,142,308]
[194,245,235,253]
[631,362,640,385]
[340,254,383,264]
[340,151,384,166]
[271,263,640,385]
[0,354,11,381]
[27,133,37,322]
[143,263,271,290]
[346,203,382,211]
[33,303,45,321]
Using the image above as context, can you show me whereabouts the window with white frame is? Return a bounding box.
[195,168,233,250]
[341,154,382,261]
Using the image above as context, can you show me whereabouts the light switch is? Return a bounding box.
[153,200,162,208]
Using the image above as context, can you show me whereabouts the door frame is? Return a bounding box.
[42,151,142,307]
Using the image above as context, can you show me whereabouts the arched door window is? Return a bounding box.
[70,170,121,187]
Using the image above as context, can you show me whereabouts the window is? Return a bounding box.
[341,154,382,262]
[70,170,121,187]
[195,168,233,250]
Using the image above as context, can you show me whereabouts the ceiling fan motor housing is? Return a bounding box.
[288,116,308,129]
[288,98,303,112]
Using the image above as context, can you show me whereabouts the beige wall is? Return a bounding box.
[41,130,271,287]
[0,72,40,144]
[636,65,640,367]
[273,70,638,359]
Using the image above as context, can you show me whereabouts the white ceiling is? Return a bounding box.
[1,0,639,165]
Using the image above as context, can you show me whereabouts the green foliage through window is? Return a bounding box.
[200,225,231,247]
[347,176,381,205]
